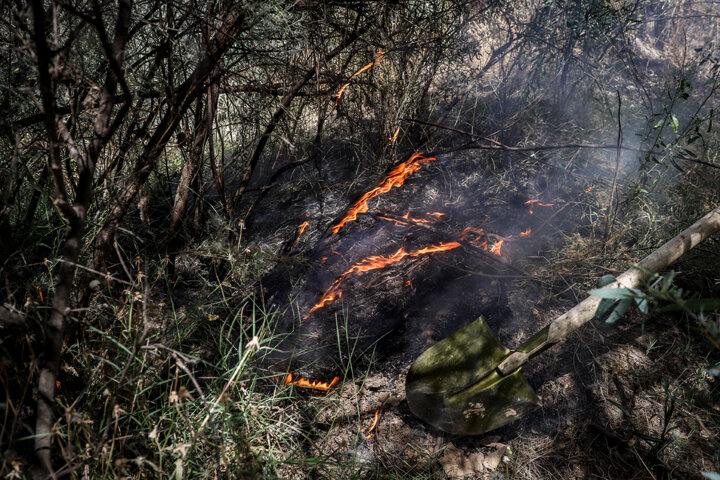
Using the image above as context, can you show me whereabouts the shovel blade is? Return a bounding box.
[406,317,540,435]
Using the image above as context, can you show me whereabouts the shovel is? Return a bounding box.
[406,206,720,435]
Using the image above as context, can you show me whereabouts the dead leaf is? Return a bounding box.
[482,442,509,471]
[439,444,485,478]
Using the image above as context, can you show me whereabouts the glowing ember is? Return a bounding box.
[334,51,386,104]
[388,126,400,143]
[458,227,505,256]
[362,409,380,439]
[35,286,44,304]
[520,227,531,237]
[330,153,436,234]
[285,373,340,391]
[459,226,485,242]
[524,199,555,214]
[379,211,445,226]
[489,238,504,256]
[304,241,461,319]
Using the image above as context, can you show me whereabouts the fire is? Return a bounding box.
[379,211,445,226]
[520,227,531,237]
[524,199,555,214]
[489,238,504,256]
[388,126,400,144]
[459,226,485,242]
[35,286,44,304]
[459,227,505,256]
[304,241,460,319]
[363,409,380,439]
[585,186,593,193]
[335,82,351,102]
[297,221,309,236]
[293,221,310,247]
[330,153,436,234]
[285,373,340,391]
[334,51,386,104]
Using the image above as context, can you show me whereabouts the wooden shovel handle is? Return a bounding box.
[498,205,720,375]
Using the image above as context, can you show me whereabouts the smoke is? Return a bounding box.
[249,0,720,374]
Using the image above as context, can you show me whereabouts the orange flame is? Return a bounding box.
[459,227,505,256]
[459,226,485,242]
[585,186,593,193]
[489,238,504,256]
[285,373,340,391]
[388,126,400,144]
[298,221,309,236]
[379,211,444,226]
[335,51,386,103]
[524,199,554,214]
[363,409,380,439]
[330,153,436,234]
[35,286,44,304]
[520,227,531,237]
[293,221,310,247]
[304,242,460,319]
[334,82,351,102]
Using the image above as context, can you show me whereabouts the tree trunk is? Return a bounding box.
[87,8,245,275]
[168,84,218,248]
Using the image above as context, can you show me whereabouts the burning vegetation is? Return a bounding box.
[4,0,720,478]
[330,153,436,234]
[334,50,385,104]
[285,373,340,391]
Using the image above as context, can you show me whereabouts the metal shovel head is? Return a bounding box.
[406,317,540,435]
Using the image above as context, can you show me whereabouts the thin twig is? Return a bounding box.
[605,90,622,242]
[56,259,132,285]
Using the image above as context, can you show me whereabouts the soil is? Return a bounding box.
[242,104,719,479]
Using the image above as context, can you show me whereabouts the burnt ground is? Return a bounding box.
[234,126,720,479]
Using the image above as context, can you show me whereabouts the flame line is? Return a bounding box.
[388,126,400,144]
[334,51,385,104]
[303,241,460,319]
[363,409,380,439]
[285,373,340,391]
[330,153,436,234]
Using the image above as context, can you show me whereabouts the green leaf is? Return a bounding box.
[595,298,617,318]
[701,473,720,480]
[606,298,632,324]
[635,296,649,314]
[653,119,664,129]
[659,298,720,312]
[670,113,679,133]
[598,274,616,287]
[589,287,636,299]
